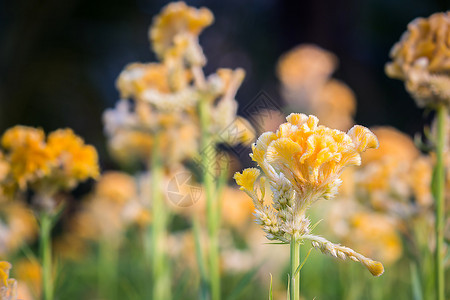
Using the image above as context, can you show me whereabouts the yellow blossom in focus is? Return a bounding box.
[47,129,100,186]
[0,261,18,300]
[150,1,213,65]
[234,168,260,192]
[386,12,450,107]
[235,114,383,275]
[1,126,53,189]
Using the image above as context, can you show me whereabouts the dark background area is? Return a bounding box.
[0,0,449,169]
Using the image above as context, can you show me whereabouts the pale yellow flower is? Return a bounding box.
[95,171,137,204]
[150,1,213,65]
[0,261,18,300]
[386,12,450,107]
[235,114,383,275]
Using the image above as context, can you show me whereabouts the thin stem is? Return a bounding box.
[98,238,119,300]
[149,133,171,300]
[432,104,446,300]
[199,99,221,300]
[290,238,300,300]
[40,213,53,300]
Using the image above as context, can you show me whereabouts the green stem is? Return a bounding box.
[433,104,446,300]
[98,239,119,300]
[149,133,171,300]
[290,238,300,300]
[40,213,53,300]
[199,99,221,300]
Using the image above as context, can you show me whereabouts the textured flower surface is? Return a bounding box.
[235,114,384,276]
[386,12,450,107]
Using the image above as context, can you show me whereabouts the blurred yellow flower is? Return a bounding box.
[1,126,53,189]
[0,202,38,256]
[14,259,41,299]
[47,128,100,187]
[0,261,18,300]
[150,1,213,65]
[386,12,450,107]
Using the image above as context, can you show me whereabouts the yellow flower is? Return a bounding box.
[150,1,213,65]
[250,114,378,203]
[47,128,100,185]
[14,259,41,299]
[234,168,260,192]
[276,44,337,89]
[1,126,53,189]
[235,114,383,275]
[0,261,18,299]
[386,12,450,107]
[95,171,137,204]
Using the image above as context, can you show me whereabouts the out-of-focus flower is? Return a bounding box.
[14,259,41,299]
[150,1,213,66]
[46,129,99,189]
[220,187,255,229]
[0,202,37,256]
[0,261,18,300]
[277,45,356,131]
[69,171,148,242]
[277,44,337,91]
[235,113,383,276]
[386,12,450,107]
[1,127,53,189]
[0,126,99,200]
[355,127,433,215]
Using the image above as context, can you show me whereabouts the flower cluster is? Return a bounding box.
[386,12,450,107]
[235,113,384,276]
[0,126,99,198]
[104,2,254,169]
[277,45,356,130]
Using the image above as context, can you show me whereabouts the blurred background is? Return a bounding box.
[0,0,449,168]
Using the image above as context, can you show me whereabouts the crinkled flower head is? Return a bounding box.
[150,1,213,66]
[251,113,378,203]
[234,114,383,276]
[386,12,450,107]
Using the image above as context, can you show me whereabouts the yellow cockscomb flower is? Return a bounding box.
[1,126,53,189]
[0,261,18,300]
[150,1,213,65]
[47,128,100,186]
[95,171,137,204]
[235,114,384,276]
[386,12,450,107]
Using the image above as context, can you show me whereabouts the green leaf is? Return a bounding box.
[268,273,273,300]
[294,247,313,277]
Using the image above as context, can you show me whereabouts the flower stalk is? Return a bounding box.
[149,133,171,300]
[432,104,446,300]
[39,212,54,300]
[199,98,221,300]
[290,238,301,300]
